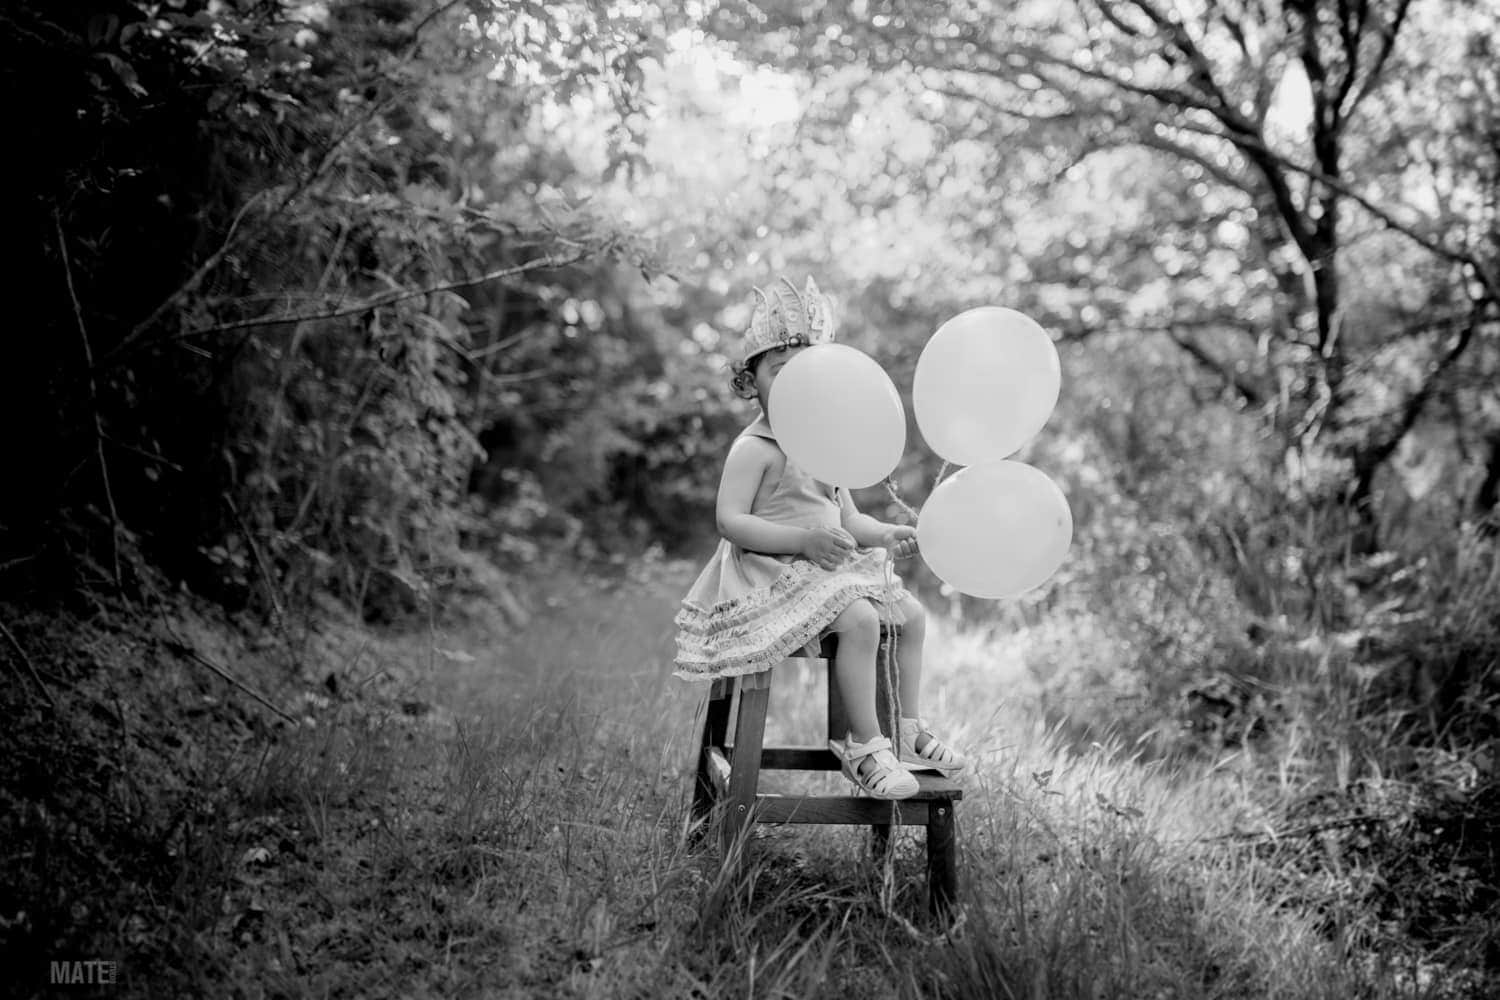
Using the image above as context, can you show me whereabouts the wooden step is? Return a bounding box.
[736,745,964,795]
[754,791,957,825]
[707,746,962,803]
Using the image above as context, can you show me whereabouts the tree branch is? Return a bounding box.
[56,209,123,588]
[964,25,1324,264]
[128,250,592,351]
[158,614,297,726]
[1164,326,1264,407]
[1147,116,1500,304]
[1329,0,1364,126]
[109,189,270,365]
[404,0,466,49]
[1347,0,1411,115]
[1123,0,1243,116]
[114,0,468,360]
[1355,307,1482,476]
[0,620,58,713]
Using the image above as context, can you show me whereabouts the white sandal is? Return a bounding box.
[897,717,967,777]
[829,733,919,800]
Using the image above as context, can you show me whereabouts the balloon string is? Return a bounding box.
[881,462,949,524]
[877,550,965,946]
[878,553,903,931]
[881,552,902,777]
[877,483,910,753]
[878,481,912,793]
[882,477,919,524]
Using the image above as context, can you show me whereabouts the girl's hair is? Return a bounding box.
[729,367,756,397]
[729,335,813,398]
[728,352,766,397]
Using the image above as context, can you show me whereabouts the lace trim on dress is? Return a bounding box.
[673,557,909,680]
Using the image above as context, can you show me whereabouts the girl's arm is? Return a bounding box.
[839,490,919,557]
[716,437,815,555]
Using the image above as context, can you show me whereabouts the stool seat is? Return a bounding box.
[689,628,961,914]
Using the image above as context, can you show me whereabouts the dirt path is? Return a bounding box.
[416,559,698,718]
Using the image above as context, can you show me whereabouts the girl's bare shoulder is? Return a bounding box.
[722,433,786,492]
[725,432,781,467]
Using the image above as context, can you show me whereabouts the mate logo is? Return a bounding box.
[49,959,117,986]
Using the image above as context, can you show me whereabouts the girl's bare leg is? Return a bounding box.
[891,594,964,769]
[829,599,882,743]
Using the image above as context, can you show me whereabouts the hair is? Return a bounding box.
[728,351,769,398]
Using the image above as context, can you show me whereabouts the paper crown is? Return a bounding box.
[733,276,837,370]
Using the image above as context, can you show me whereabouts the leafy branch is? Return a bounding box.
[110,0,470,366]
[130,250,595,350]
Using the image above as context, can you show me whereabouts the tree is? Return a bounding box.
[703,0,1500,557]
[0,0,671,611]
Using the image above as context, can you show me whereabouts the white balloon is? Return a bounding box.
[916,460,1072,598]
[768,344,906,488]
[913,307,1061,466]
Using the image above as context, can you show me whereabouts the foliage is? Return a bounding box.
[1,0,676,617]
[703,0,1500,542]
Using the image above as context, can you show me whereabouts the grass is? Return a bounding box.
[3,552,1494,998]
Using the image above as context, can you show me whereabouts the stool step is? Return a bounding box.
[741,745,964,797]
[759,745,839,771]
[707,746,962,801]
[755,789,956,825]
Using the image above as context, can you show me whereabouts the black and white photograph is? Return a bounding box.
[3,1,1497,997]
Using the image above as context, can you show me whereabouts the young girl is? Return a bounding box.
[674,276,967,800]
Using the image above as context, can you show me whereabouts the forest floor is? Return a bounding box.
[2,554,1494,999]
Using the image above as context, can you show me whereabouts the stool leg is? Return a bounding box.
[690,689,732,841]
[721,683,770,859]
[927,799,958,916]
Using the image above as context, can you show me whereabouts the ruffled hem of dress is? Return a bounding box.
[681,552,894,615]
[672,563,909,681]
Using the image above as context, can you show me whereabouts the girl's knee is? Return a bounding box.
[832,599,880,639]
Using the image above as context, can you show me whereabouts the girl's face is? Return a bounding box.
[751,344,808,409]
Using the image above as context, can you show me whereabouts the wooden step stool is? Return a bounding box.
[689,628,962,913]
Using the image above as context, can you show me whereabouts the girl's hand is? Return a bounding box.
[802,525,855,571]
[883,525,919,560]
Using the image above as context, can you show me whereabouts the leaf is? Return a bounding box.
[240,846,273,866]
[93,53,148,98]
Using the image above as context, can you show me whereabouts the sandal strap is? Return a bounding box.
[902,717,963,765]
[918,737,960,764]
[842,734,894,761]
[851,744,906,793]
[830,735,917,798]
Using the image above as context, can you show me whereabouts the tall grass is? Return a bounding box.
[11,550,1489,997]
[156,557,1485,998]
